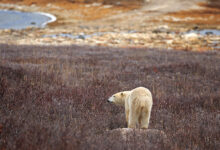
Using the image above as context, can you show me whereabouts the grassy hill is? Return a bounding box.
[0,44,219,149]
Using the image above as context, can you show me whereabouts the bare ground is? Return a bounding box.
[0,0,219,50]
[0,44,220,149]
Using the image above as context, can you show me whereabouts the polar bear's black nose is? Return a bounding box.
[107,99,110,103]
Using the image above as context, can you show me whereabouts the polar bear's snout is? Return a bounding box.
[107,96,114,103]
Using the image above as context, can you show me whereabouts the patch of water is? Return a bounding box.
[0,10,56,30]
[188,29,220,36]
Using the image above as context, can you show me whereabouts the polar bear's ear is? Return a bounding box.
[121,92,124,96]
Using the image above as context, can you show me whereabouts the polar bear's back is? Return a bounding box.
[131,87,152,98]
[130,87,153,108]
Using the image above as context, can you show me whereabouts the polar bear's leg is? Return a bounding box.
[125,109,129,124]
[128,107,138,128]
[125,100,129,124]
[140,107,151,129]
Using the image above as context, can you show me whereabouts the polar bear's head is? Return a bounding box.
[108,91,129,106]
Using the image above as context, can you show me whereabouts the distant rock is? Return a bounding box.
[78,35,86,40]
[192,26,199,30]
[103,5,112,9]
[153,26,170,34]
[91,3,102,7]
[183,33,199,40]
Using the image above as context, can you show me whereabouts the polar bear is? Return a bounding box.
[108,87,153,129]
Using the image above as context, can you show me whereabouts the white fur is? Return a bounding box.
[108,96,114,102]
[108,87,153,129]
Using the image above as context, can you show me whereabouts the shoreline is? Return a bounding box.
[35,12,57,27]
[0,1,219,51]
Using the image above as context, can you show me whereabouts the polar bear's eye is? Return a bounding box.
[113,96,116,97]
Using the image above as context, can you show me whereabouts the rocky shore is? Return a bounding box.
[0,0,219,51]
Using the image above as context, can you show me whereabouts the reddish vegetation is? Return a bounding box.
[0,44,219,149]
[165,2,220,25]
[0,0,141,21]
[0,0,143,5]
[205,0,220,8]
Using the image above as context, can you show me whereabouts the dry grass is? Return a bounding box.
[0,44,220,149]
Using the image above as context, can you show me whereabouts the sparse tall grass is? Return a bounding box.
[0,44,219,149]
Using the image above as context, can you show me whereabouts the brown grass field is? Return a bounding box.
[0,44,220,149]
